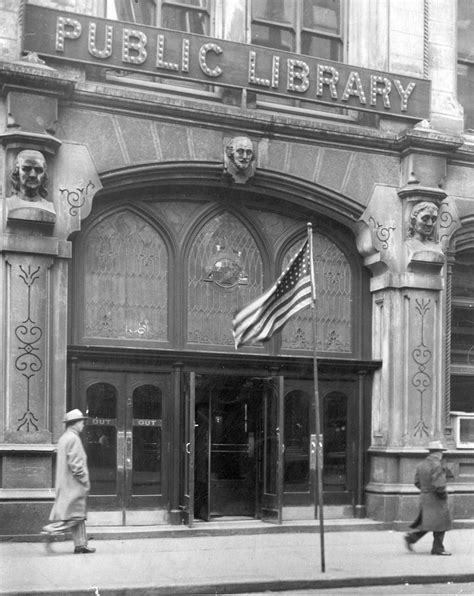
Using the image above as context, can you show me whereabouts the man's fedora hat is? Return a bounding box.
[63,409,88,423]
[427,440,447,451]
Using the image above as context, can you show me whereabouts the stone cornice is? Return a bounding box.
[68,345,382,375]
[0,59,77,97]
[395,127,464,155]
[0,60,469,157]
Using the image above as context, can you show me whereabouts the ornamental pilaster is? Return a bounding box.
[355,132,461,450]
[0,60,100,497]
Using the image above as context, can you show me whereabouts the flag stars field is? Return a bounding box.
[232,238,313,348]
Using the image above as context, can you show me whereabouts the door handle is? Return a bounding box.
[117,430,125,472]
[310,433,317,468]
[185,442,191,454]
[125,431,132,469]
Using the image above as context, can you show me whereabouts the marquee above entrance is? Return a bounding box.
[23,5,430,120]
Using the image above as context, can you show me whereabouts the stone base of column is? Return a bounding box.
[0,495,54,537]
[365,449,474,522]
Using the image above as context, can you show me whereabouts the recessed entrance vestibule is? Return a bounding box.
[69,180,377,525]
[71,355,375,526]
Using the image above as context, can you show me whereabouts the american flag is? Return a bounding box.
[232,239,313,348]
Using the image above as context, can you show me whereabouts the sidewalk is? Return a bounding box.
[1,525,473,595]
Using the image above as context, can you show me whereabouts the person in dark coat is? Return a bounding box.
[404,440,452,555]
[41,409,95,554]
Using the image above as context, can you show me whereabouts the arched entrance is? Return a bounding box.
[68,177,374,525]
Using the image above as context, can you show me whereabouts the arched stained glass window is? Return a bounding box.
[281,232,352,352]
[82,211,168,342]
[187,212,263,346]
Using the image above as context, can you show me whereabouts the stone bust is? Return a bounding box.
[408,201,439,243]
[224,136,256,184]
[406,201,444,266]
[5,149,56,223]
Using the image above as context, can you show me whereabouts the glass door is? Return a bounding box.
[320,381,355,506]
[127,374,166,509]
[181,372,196,527]
[260,376,284,523]
[82,374,121,509]
[79,371,169,518]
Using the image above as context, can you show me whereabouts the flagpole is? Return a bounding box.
[307,222,325,573]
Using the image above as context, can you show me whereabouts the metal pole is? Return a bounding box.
[307,222,325,573]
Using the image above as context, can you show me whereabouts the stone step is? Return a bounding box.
[5,516,472,542]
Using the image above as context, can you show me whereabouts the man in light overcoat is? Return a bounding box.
[42,409,95,554]
[404,440,452,556]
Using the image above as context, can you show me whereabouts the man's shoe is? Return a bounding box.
[74,545,96,554]
[403,534,414,552]
[431,550,452,556]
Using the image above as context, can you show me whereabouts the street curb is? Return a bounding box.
[3,574,474,595]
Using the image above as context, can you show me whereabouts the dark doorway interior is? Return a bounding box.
[194,375,261,520]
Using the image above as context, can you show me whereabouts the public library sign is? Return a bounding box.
[24,5,430,119]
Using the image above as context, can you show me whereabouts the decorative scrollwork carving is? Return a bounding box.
[368,216,395,249]
[60,180,95,216]
[15,265,43,432]
[412,298,432,438]
[438,207,455,246]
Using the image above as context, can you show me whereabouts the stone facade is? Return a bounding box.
[1,1,474,535]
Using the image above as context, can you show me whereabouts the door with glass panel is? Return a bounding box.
[79,371,168,515]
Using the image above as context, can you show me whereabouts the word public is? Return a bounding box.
[24,5,430,119]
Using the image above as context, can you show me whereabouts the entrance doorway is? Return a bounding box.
[182,373,289,524]
[193,375,260,520]
[78,371,169,524]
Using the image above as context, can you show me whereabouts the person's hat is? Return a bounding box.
[427,440,447,451]
[63,409,88,423]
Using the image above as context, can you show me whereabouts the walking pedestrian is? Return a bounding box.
[41,409,95,554]
[404,440,452,555]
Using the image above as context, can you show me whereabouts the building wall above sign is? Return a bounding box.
[23,5,431,120]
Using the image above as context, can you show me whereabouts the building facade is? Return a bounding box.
[0,0,473,535]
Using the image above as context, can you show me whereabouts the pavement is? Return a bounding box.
[0,520,473,595]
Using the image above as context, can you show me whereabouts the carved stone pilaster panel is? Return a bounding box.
[404,293,440,444]
[4,254,53,443]
[370,288,444,449]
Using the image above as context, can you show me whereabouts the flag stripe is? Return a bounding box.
[240,278,312,344]
[232,239,313,348]
[239,289,312,345]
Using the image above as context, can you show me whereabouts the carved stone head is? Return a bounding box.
[408,201,438,243]
[6,149,55,223]
[11,149,48,200]
[224,136,256,184]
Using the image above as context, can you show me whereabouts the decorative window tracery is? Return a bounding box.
[82,211,168,342]
[187,212,263,346]
[281,232,352,352]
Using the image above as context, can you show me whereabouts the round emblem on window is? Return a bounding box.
[204,245,248,288]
